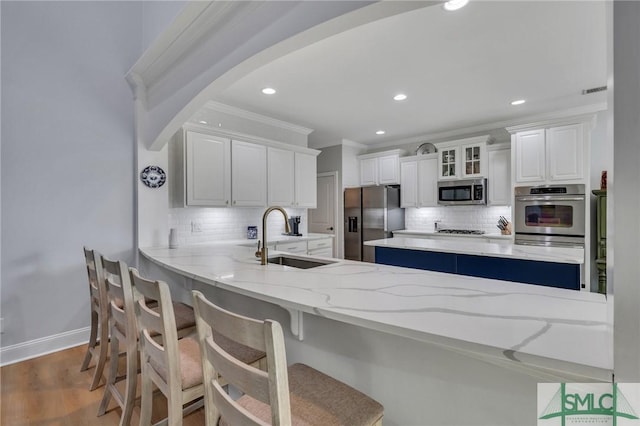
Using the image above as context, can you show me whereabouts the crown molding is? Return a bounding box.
[202,101,314,136]
[182,123,319,155]
[365,102,608,150]
[126,2,258,98]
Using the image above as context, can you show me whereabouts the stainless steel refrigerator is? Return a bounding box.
[344,185,405,262]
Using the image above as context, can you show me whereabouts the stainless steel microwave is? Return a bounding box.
[437,179,487,205]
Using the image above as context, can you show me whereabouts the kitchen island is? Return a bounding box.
[139,242,610,426]
[366,237,585,291]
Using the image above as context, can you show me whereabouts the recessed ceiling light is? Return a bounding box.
[376,130,386,135]
[198,120,207,124]
[443,0,469,12]
[511,99,526,106]
[393,94,407,101]
[262,87,276,95]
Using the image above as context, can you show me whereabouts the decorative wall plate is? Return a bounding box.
[140,165,166,188]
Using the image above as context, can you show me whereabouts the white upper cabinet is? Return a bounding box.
[358,150,403,186]
[172,123,317,209]
[435,135,490,180]
[418,156,438,206]
[170,130,232,207]
[294,152,317,208]
[267,147,295,206]
[231,140,267,207]
[378,154,401,184]
[461,142,487,178]
[400,154,438,208]
[547,124,584,181]
[513,129,546,182]
[400,160,418,207]
[267,148,318,208]
[438,146,459,180]
[508,116,592,185]
[186,132,231,207]
[487,146,511,206]
[359,157,379,186]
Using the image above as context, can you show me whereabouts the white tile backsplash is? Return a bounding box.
[168,205,507,246]
[168,207,307,247]
[404,206,512,234]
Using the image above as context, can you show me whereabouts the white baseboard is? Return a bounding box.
[0,326,90,367]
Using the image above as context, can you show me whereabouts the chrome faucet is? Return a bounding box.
[257,206,290,265]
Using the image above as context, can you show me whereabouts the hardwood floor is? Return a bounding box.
[1,344,205,425]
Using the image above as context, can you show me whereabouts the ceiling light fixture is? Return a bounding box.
[443,0,469,12]
[261,87,276,95]
[393,94,407,101]
[510,99,526,106]
[376,130,386,135]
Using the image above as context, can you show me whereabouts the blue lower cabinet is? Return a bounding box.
[456,254,580,290]
[374,247,580,290]
[375,247,456,273]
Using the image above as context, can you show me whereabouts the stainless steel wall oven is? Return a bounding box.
[514,184,585,247]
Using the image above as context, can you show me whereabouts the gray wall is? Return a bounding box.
[317,145,342,174]
[613,1,640,382]
[1,1,142,355]
[142,1,187,51]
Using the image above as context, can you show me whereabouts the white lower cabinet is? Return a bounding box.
[274,240,307,254]
[275,237,333,257]
[307,237,333,257]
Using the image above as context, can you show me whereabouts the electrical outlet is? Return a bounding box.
[191,221,202,233]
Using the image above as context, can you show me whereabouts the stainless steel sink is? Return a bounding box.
[267,255,335,269]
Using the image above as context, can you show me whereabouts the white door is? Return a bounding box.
[308,173,337,255]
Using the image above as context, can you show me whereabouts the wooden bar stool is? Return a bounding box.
[131,269,268,426]
[79,247,109,391]
[97,257,196,426]
[132,269,205,426]
[192,290,384,426]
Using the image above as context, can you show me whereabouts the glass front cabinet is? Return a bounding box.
[436,135,489,180]
[439,147,458,179]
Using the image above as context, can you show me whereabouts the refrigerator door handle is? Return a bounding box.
[383,189,388,232]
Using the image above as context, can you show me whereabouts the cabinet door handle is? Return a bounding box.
[327,227,334,231]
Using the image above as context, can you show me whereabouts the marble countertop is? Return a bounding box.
[366,237,585,264]
[394,229,513,240]
[140,242,610,380]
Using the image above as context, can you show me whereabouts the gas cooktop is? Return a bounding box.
[437,229,485,235]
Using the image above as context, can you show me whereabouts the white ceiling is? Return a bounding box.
[197,1,607,148]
